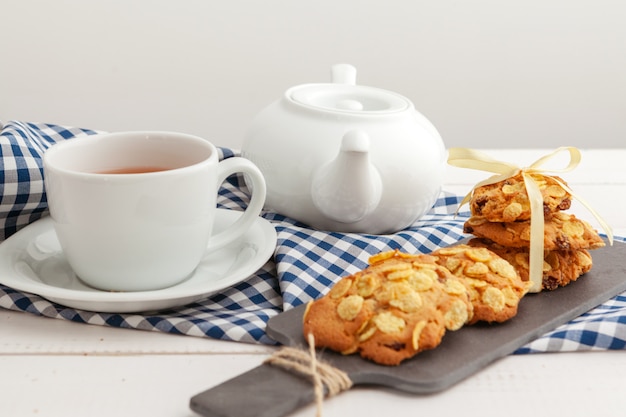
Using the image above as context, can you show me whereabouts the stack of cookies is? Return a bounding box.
[463,172,605,291]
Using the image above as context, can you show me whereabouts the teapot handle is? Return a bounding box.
[331,63,357,85]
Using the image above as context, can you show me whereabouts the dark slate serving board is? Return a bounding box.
[190,240,626,417]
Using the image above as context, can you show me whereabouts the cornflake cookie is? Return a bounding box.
[468,238,594,291]
[431,245,531,324]
[302,250,473,366]
[470,172,571,222]
[464,212,605,251]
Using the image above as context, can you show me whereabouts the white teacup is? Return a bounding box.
[43,131,266,292]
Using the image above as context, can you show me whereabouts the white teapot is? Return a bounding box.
[241,64,446,234]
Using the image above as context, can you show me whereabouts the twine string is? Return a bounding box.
[264,333,353,417]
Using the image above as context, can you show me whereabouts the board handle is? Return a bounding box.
[190,363,317,417]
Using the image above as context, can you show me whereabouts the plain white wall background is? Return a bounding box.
[1,0,624,149]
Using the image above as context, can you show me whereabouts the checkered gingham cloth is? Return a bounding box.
[1,120,625,353]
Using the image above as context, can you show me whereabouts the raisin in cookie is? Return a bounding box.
[431,244,531,324]
[468,238,593,291]
[464,212,605,251]
[302,250,473,366]
[470,172,571,222]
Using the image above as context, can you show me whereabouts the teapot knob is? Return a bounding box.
[335,99,364,111]
[331,64,357,85]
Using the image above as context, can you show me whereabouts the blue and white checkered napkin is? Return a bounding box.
[1,120,625,352]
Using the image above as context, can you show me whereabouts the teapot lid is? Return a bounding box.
[287,64,412,115]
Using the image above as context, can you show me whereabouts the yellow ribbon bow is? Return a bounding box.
[448,147,613,293]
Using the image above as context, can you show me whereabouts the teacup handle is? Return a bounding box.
[208,157,267,249]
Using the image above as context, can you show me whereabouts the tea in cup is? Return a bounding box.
[43,131,266,292]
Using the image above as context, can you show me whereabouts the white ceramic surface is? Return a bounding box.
[0,210,277,313]
[241,64,446,234]
[43,131,266,292]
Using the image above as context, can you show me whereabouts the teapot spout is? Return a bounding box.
[311,130,382,224]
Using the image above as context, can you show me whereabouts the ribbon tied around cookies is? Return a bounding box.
[448,147,613,293]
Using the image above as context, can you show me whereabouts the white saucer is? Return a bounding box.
[0,209,277,313]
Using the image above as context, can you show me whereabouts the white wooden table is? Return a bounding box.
[2,149,625,417]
